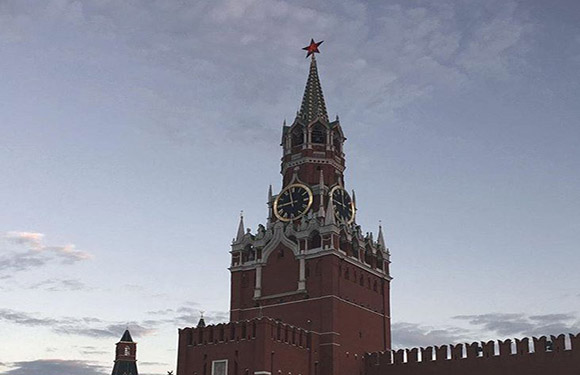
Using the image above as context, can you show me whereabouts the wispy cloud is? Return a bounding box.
[0,0,534,146]
[3,360,107,375]
[146,303,228,327]
[77,346,109,356]
[0,308,155,339]
[392,322,471,348]
[0,232,92,276]
[393,312,580,348]
[453,312,580,337]
[28,278,89,292]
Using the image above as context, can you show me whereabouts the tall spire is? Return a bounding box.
[298,54,329,124]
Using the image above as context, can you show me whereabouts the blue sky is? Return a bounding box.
[1,1,580,374]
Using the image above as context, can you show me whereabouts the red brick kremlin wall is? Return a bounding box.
[177,317,319,375]
[365,333,580,375]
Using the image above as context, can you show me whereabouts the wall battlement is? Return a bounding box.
[177,317,319,375]
[365,333,580,375]
[179,317,313,349]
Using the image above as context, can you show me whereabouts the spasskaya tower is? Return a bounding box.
[177,40,392,375]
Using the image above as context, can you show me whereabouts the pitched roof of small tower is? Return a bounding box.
[197,314,206,328]
[120,329,133,342]
[297,55,329,124]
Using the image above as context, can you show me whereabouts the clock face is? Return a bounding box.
[274,183,313,222]
[330,186,354,224]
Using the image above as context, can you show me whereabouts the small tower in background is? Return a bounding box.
[112,329,138,375]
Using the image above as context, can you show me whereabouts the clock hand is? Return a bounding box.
[278,201,294,208]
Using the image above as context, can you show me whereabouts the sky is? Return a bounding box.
[1,0,580,374]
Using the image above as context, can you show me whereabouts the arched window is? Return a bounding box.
[292,126,304,147]
[311,124,326,144]
[333,132,342,152]
[365,246,373,265]
[124,346,130,356]
[376,252,384,271]
[339,231,351,254]
[310,231,321,249]
[352,239,360,259]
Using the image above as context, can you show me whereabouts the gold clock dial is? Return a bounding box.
[274,183,313,222]
[329,186,355,224]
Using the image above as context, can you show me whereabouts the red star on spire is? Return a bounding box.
[302,39,323,58]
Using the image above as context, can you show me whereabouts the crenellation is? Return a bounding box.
[435,345,448,360]
[364,331,580,374]
[551,334,565,352]
[450,344,463,360]
[466,342,480,359]
[406,348,419,363]
[498,339,512,356]
[533,336,548,354]
[515,337,529,355]
[570,333,580,350]
[481,340,495,358]
[393,349,404,364]
[420,346,433,362]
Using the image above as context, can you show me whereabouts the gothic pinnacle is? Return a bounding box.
[236,211,245,242]
[267,185,273,222]
[378,223,386,250]
[324,198,336,226]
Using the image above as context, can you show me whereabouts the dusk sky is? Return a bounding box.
[1,1,580,374]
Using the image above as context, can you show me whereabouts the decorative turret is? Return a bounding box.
[111,329,138,375]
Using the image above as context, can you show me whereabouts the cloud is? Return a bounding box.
[77,346,109,356]
[56,323,156,339]
[4,360,107,375]
[392,322,471,348]
[0,308,156,339]
[4,231,44,249]
[0,232,92,276]
[28,278,89,292]
[140,361,170,366]
[453,312,580,337]
[0,0,534,148]
[393,312,580,348]
[145,301,227,327]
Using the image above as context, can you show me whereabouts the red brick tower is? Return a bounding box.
[177,41,392,375]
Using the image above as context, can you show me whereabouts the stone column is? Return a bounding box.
[254,265,262,298]
[298,257,306,291]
